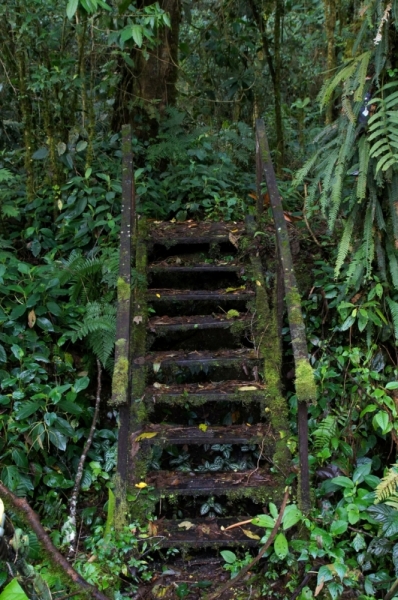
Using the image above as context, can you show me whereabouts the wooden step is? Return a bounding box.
[136,348,261,370]
[149,221,245,246]
[147,289,254,302]
[146,468,274,495]
[148,265,242,273]
[145,381,266,406]
[133,423,273,445]
[152,517,265,547]
[148,314,250,333]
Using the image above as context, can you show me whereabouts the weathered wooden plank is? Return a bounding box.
[255,118,315,512]
[111,124,134,482]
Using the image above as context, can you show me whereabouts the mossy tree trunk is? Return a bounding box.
[111,0,181,137]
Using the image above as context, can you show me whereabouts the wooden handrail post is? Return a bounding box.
[255,118,316,512]
[111,124,135,484]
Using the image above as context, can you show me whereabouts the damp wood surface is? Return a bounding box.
[148,314,251,332]
[133,422,274,445]
[150,517,265,547]
[146,467,275,494]
[148,220,245,241]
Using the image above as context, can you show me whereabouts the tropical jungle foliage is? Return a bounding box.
[1,0,398,597]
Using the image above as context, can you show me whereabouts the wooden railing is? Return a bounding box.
[111,124,136,481]
[255,118,316,511]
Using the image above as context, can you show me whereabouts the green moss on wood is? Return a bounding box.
[295,358,317,404]
[111,341,129,406]
[117,277,131,302]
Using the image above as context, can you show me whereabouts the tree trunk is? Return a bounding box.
[323,0,337,124]
[111,0,181,136]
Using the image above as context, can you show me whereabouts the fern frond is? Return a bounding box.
[292,149,321,188]
[375,465,398,503]
[353,51,372,102]
[312,415,338,450]
[387,240,398,288]
[319,56,365,109]
[335,207,358,277]
[357,136,370,200]
[386,295,398,340]
[388,173,398,243]
[342,95,356,124]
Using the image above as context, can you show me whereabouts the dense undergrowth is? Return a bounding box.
[2,0,398,596]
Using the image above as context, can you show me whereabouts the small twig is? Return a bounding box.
[67,359,102,558]
[289,572,315,600]
[205,487,289,600]
[0,483,109,600]
[246,439,265,484]
[224,518,253,531]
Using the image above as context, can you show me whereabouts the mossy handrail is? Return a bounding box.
[111,124,136,481]
[255,118,316,511]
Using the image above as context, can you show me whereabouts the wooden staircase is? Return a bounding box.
[111,120,315,548]
[121,219,290,547]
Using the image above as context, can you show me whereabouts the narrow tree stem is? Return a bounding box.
[67,359,102,557]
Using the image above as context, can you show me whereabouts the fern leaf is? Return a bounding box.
[387,295,398,340]
[312,415,338,450]
[357,136,370,201]
[375,465,398,503]
[335,208,358,277]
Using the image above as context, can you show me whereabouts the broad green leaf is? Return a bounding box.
[330,520,348,536]
[0,579,29,600]
[353,461,372,483]
[131,24,143,47]
[330,476,354,489]
[32,147,49,160]
[274,532,288,559]
[386,381,398,390]
[76,140,88,152]
[269,502,278,519]
[220,550,236,564]
[252,514,275,528]
[15,400,41,420]
[352,533,367,551]
[347,503,360,524]
[0,345,6,363]
[73,376,90,393]
[49,428,68,451]
[282,504,302,530]
[46,301,62,316]
[66,0,79,19]
[360,404,377,417]
[372,411,390,434]
[43,472,74,488]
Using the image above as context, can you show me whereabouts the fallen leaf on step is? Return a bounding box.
[225,285,245,293]
[153,362,161,373]
[135,482,148,489]
[229,232,239,248]
[238,386,258,391]
[242,529,260,540]
[198,424,208,432]
[178,521,195,530]
[133,315,143,324]
[135,432,158,441]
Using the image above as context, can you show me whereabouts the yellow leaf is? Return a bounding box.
[225,285,245,293]
[57,199,63,210]
[256,280,262,287]
[135,432,158,441]
[135,482,148,489]
[238,386,258,391]
[242,529,260,540]
[178,521,195,530]
[28,309,36,328]
[156,293,161,298]
[198,424,208,432]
